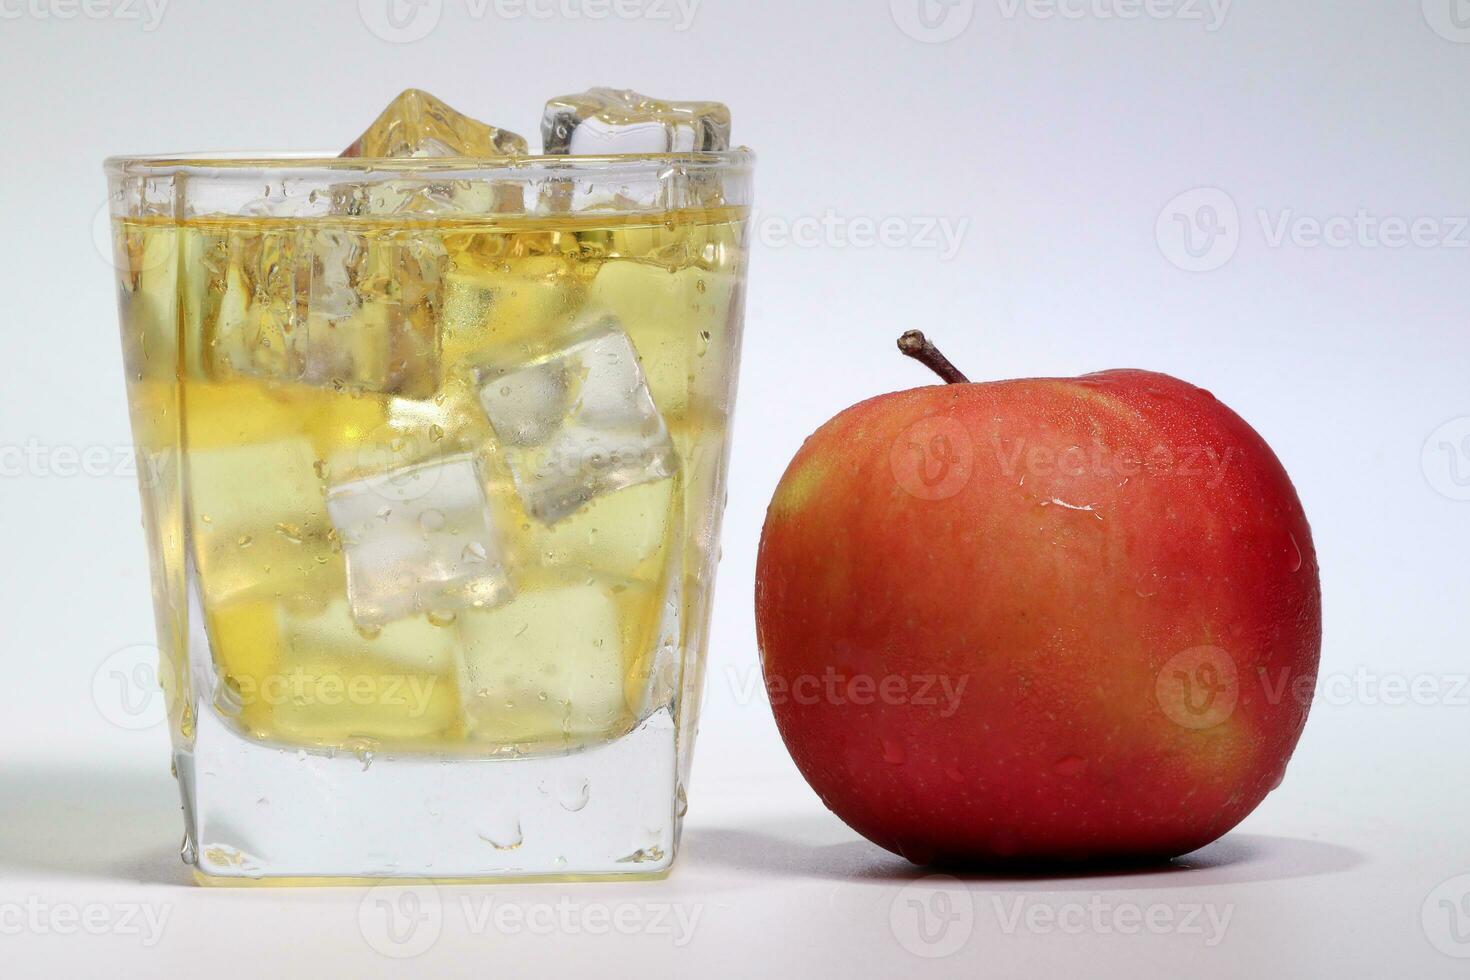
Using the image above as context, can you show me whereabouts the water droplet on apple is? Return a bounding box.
[881,739,906,765]
[1287,533,1303,573]
[1053,756,1087,777]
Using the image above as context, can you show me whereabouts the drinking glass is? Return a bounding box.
[104,150,753,881]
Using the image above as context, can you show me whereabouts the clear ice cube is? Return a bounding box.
[475,315,678,524]
[338,89,528,217]
[541,88,730,155]
[325,452,513,628]
[456,577,640,743]
[342,89,528,158]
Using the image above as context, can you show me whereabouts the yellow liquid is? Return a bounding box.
[114,207,747,757]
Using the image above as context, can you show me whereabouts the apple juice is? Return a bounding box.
[114,206,747,757]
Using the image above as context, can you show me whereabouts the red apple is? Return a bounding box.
[755,333,1321,865]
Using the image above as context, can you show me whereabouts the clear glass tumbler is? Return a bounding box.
[104,151,753,881]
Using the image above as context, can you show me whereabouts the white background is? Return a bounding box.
[1,0,1468,975]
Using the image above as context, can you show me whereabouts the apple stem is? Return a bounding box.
[898,331,970,384]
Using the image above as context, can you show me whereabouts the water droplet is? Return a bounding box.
[1287,533,1303,573]
[675,785,689,817]
[558,777,591,812]
[236,535,253,548]
[479,819,524,851]
[881,739,906,765]
[1053,756,1087,777]
[355,623,382,641]
[429,424,445,443]
[462,541,488,564]
[427,609,457,627]
[275,522,303,545]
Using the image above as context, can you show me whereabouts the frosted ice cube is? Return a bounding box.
[205,224,444,398]
[456,577,641,743]
[343,89,528,158]
[326,453,513,628]
[476,316,677,524]
[541,88,730,155]
[186,438,344,611]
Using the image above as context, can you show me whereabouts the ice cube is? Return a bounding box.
[475,315,678,524]
[338,90,528,216]
[342,89,528,158]
[456,575,651,743]
[186,438,344,612]
[203,223,445,398]
[325,452,513,628]
[541,88,730,155]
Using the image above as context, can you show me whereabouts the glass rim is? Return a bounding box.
[104,148,755,178]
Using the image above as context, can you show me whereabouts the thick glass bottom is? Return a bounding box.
[176,704,678,881]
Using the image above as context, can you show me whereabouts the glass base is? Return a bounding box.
[175,705,679,881]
